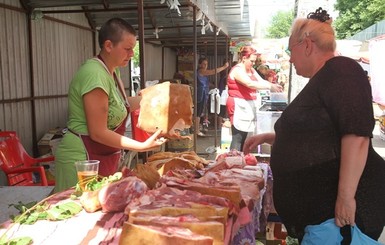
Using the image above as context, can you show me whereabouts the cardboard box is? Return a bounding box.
[38,128,66,156]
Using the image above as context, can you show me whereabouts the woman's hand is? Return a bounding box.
[243,136,259,155]
[140,129,167,151]
[270,83,283,92]
[335,194,356,227]
[243,133,276,154]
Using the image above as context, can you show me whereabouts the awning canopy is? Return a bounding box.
[20,0,253,55]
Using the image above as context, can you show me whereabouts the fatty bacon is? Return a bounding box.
[127,214,225,245]
[119,223,214,245]
[125,184,233,218]
[207,150,246,173]
[159,175,242,207]
[122,185,233,245]
[161,165,265,206]
[203,169,264,205]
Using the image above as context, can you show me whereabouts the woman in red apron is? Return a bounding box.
[54,18,166,193]
[226,46,282,151]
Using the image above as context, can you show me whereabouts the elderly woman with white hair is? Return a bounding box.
[243,8,385,243]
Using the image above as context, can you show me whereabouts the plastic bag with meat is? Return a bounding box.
[98,176,148,212]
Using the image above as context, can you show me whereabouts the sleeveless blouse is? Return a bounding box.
[227,64,257,100]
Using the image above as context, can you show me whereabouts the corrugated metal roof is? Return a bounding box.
[214,0,251,38]
[20,0,252,54]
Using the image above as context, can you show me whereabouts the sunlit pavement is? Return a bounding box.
[373,122,385,160]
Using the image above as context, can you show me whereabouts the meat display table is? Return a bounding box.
[0,164,273,245]
[0,189,127,244]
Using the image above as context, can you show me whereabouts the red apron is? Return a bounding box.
[69,112,128,177]
[69,56,130,177]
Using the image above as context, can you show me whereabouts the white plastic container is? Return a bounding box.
[220,126,232,151]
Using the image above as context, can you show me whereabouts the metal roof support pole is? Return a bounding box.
[161,46,165,80]
[213,25,218,148]
[288,0,300,104]
[26,12,38,156]
[137,0,148,162]
[193,5,197,152]
[128,60,133,96]
[225,36,229,73]
[137,0,146,89]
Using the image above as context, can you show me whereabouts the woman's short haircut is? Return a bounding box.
[290,8,336,52]
[98,18,136,49]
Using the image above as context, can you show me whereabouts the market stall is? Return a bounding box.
[0,152,273,245]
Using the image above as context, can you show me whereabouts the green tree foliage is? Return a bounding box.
[266,10,294,38]
[334,0,385,39]
[132,41,140,68]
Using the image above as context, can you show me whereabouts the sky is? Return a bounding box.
[249,0,295,37]
[248,0,338,38]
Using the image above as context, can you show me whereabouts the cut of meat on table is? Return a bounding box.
[146,151,210,176]
[128,203,228,227]
[80,176,148,213]
[123,185,234,244]
[204,169,265,205]
[129,163,160,189]
[153,157,202,176]
[206,155,245,173]
[128,213,224,245]
[98,176,148,213]
[119,223,214,245]
[124,185,234,218]
[159,175,242,206]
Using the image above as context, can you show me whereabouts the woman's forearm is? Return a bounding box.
[233,70,271,90]
[338,134,369,199]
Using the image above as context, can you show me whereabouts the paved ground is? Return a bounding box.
[373,122,385,159]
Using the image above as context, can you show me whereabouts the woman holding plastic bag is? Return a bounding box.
[302,219,382,244]
[243,7,385,244]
